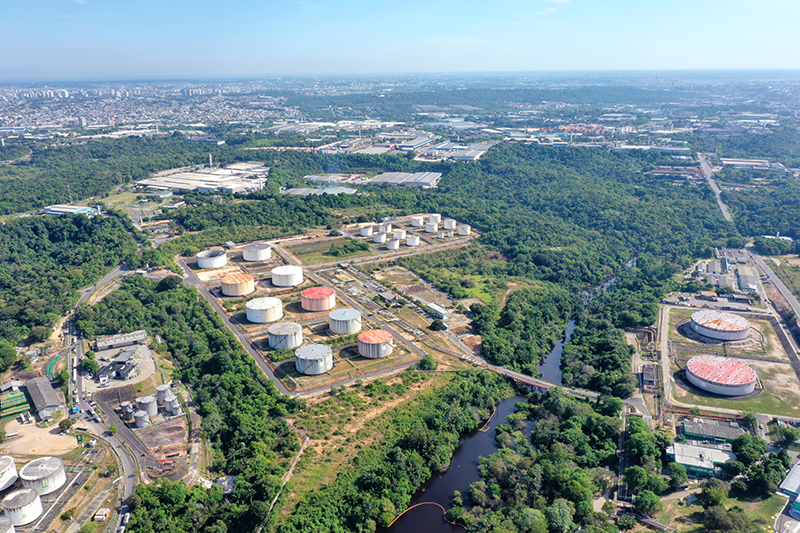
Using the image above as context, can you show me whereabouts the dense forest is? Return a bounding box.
[723,182,800,238]
[0,215,137,343]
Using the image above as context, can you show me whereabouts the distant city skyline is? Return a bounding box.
[4,0,800,81]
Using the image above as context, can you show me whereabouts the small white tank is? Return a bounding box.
[458,224,471,236]
[360,226,374,237]
[410,216,424,227]
[429,213,441,224]
[379,223,392,234]
[386,240,400,250]
[0,457,18,492]
[120,401,134,415]
[243,243,272,261]
[393,229,407,240]
[3,488,41,526]
[156,384,171,405]
[406,236,420,247]
[373,233,387,244]
[197,249,227,269]
[268,322,303,350]
[271,265,304,287]
[246,297,283,323]
[295,344,334,375]
[425,222,438,233]
[443,219,457,230]
[438,232,447,239]
[134,410,150,428]
[168,396,182,415]
[163,394,180,415]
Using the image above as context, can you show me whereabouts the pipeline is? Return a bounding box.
[387,502,466,529]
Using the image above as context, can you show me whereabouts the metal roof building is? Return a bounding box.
[666,443,736,476]
[369,172,442,188]
[25,377,60,420]
[682,420,746,443]
[780,463,800,499]
[95,330,148,351]
[42,205,96,217]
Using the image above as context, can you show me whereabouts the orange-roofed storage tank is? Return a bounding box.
[357,330,394,359]
[220,273,255,296]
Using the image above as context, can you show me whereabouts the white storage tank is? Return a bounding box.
[379,223,392,234]
[295,344,334,375]
[429,213,441,224]
[0,457,18,492]
[169,396,182,416]
[457,224,471,236]
[268,322,303,350]
[134,410,150,428]
[329,309,362,335]
[393,229,407,240]
[19,457,66,496]
[163,394,180,415]
[443,219,457,230]
[197,249,227,269]
[386,240,400,250]
[360,226,374,237]
[120,401,134,415]
[271,265,304,287]
[0,515,15,533]
[221,273,255,296]
[301,287,336,312]
[373,233,387,244]
[138,396,158,416]
[156,384,171,405]
[243,243,272,262]
[406,236,420,247]
[438,232,447,239]
[358,330,394,359]
[3,488,42,526]
[410,216,424,227]
[425,222,438,233]
[246,297,283,323]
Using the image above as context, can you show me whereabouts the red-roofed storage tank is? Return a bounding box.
[686,355,757,396]
[301,286,336,311]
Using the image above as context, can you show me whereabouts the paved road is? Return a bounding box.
[698,153,734,223]
[750,250,800,322]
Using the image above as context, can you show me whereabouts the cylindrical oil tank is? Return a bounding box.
[425,222,438,233]
[386,239,400,250]
[429,213,441,224]
[295,344,334,375]
[0,457,18,492]
[410,216,424,227]
[443,219,457,230]
[163,394,178,415]
[373,233,387,244]
[19,457,66,496]
[358,330,394,359]
[246,297,283,323]
[268,322,303,350]
[379,223,392,234]
[447,230,454,237]
[301,286,336,312]
[329,309,362,335]
[140,396,158,417]
[3,489,42,526]
[0,515,15,533]
[221,273,255,296]
[120,401,134,415]
[243,243,272,262]
[169,396,182,415]
[393,229,407,240]
[156,384,171,405]
[438,232,447,239]
[360,226,374,237]
[197,249,227,269]
[271,265,304,287]
[134,410,150,428]
[458,224,471,236]
[406,236,420,247]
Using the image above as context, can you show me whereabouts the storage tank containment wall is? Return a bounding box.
[458,224,471,236]
[246,297,283,323]
[406,236,420,247]
[329,309,362,335]
[373,233,387,244]
[386,240,400,250]
[268,322,303,350]
[360,227,374,237]
[221,273,255,296]
[243,243,272,262]
[295,344,334,375]
[19,457,66,496]
[271,265,304,287]
[301,287,336,312]
[0,457,17,492]
[3,489,42,526]
[197,249,228,269]
[358,330,394,359]
[0,515,15,533]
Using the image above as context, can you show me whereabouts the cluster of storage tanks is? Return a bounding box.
[198,244,273,269]
[1,456,68,526]
[121,385,182,428]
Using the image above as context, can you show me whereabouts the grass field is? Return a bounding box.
[659,492,786,532]
[287,237,375,265]
[768,257,800,300]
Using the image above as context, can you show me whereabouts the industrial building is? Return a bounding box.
[246,297,283,323]
[665,443,737,476]
[685,356,757,396]
[272,265,304,287]
[41,204,98,217]
[301,287,336,312]
[369,172,442,188]
[295,344,333,375]
[736,266,758,292]
[197,249,228,269]
[329,309,362,335]
[682,420,746,443]
[19,457,66,495]
[220,273,255,296]
[97,347,140,381]
[243,243,272,261]
[358,330,394,359]
[136,162,268,193]
[427,303,448,319]
[780,463,800,500]
[690,310,751,341]
[283,187,357,196]
[25,378,60,421]
[94,329,147,351]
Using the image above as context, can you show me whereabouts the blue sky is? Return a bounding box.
[3,0,800,80]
